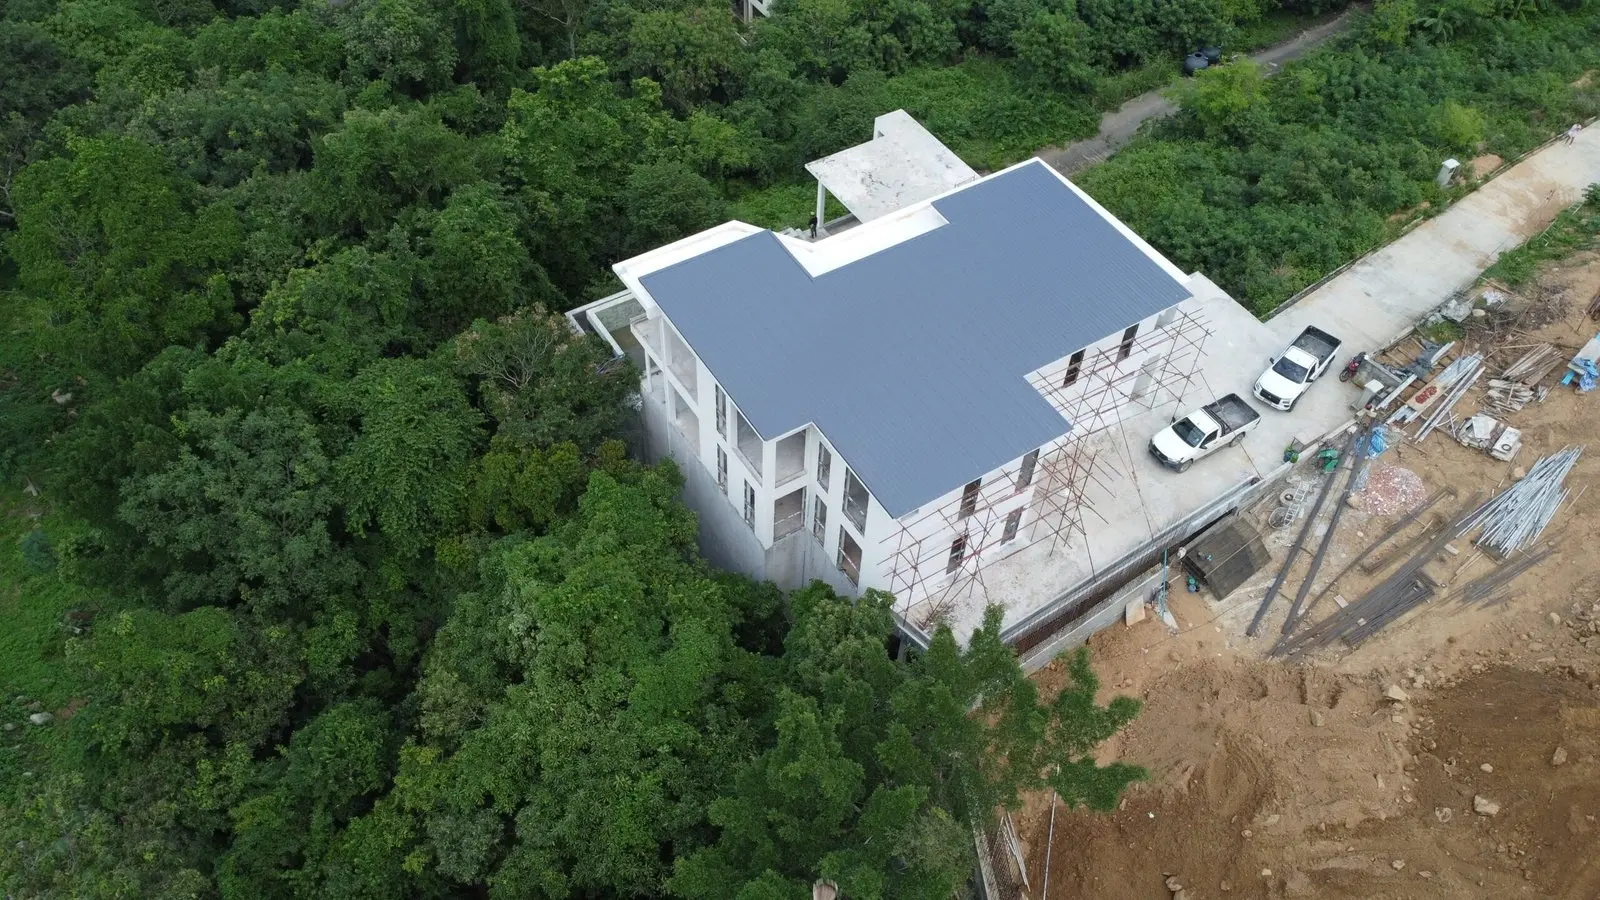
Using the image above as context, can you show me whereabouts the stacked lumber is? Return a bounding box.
[1500,344,1564,386]
[1485,379,1546,415]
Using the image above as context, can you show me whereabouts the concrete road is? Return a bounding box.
[1036,9,1358,176]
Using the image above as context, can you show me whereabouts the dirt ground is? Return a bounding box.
[1017,254,1600,899]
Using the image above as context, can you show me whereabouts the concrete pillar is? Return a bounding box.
[814,181,826,235]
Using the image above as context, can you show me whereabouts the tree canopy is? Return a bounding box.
[4,0,1600,893]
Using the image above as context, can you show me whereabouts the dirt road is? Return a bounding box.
[1036,10,1358,175]
[1018,253,1600,899]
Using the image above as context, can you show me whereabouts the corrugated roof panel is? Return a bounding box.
[638,161,1191,517]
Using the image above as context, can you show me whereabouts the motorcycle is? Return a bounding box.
[1338,352,1368,383]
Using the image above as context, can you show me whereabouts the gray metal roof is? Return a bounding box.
[639,161,1191,518]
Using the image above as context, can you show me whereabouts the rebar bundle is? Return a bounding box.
[1272,494,1482,657]
[1458,542,1560,605]
[1460,446,1582,557]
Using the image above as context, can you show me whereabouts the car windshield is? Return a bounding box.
[1172,419,1206,447]
[1273,356,1311,383]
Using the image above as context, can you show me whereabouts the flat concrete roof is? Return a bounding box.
[804,110,979,223]
[631,160,1193,518]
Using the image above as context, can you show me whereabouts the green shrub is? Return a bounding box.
[1080,5,1600,314]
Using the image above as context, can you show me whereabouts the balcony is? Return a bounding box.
[735,409,763,479]
[629,314,698,402]
[774,431,806,487]
[773,486,805,541]
[843,468,869,534]
[664,324,698,401]
[837,529,862,586]
[629,313,661,357]
[669,385,699,456]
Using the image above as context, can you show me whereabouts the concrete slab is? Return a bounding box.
[946,281,1294,638]
[933,128,1600,642]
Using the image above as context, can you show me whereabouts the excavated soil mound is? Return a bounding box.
[1023,663,1600,899]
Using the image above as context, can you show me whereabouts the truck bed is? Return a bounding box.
[1203,393,1260,432]
[1291,325,1341,363]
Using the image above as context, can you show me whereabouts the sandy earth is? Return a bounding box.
[1016,253,1600,899]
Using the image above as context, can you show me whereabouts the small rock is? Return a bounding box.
[1434,807,1453,824]
[1384,685,1410,704]
[1261,869,1272,878]
[25,701,41,712]
[1242,829,1253,838]
[1166,876,1183,892]
[1421,870,1434,879]
[1172,891,1188,900]
[1390,714,1405,724]
[27,712,51,726]
[1309,709,1326,727]
[1550,612,1563,627]
[1474,795,1501,817]
[1553,747,1569,767]
[1170,650,1184,662]
[1513,466,1527,479]
[1528,642,1546,653]
[1220,879,1231,892]
[1481,763,1494,773]
[1,723,13,733]
[1392,859,1405,871]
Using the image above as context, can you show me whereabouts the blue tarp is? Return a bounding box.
[1355,425,1389,491]
[1576,358,1599,393]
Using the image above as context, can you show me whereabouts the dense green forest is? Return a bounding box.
[1085,0,1600,312]
[2,0,1599,893]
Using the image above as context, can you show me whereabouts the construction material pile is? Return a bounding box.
[1500,343,1564,384]
[1412,353,1484,441]
[1460,446,1582,557]
[1458,543,1560,606]
[1484,379,1545,414]
[1355,465,1426,517]
[1270,495,1479,657]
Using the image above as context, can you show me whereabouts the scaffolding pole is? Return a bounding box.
[887,304,1212,629]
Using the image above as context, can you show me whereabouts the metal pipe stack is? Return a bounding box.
[1461,446,1582,557]
[1415,356,1485,441]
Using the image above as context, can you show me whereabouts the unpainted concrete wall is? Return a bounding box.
[643,392,769,578]
[646,390,860,597]
[1018,569,1163,673]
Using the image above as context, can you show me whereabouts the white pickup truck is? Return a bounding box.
[1149,393,1261,472]
[1253,325,1342,411]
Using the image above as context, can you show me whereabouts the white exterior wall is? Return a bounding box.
[624,294,1201,608]
[1025,295,1204,435]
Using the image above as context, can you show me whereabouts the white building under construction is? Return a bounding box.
[569,112,1253,647]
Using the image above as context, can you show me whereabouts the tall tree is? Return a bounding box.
[672,590,1144,898]
[8,136,242,376]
